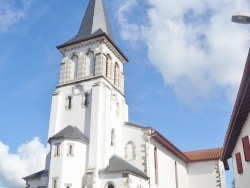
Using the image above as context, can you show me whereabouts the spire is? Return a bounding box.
[59,0,114,48]
[78,0,114,40]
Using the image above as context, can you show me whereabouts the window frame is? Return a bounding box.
[54,144,60,157]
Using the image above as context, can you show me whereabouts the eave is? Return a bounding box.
[152,130,190,163]
[221,49,250,161]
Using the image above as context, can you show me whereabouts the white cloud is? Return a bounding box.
[0,138,47,188]
[0,0,31,32]
[115,0,250,103]
[114,0,144,45]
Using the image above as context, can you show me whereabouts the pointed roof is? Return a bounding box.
[23,170,48,180]
[48,125,88,143]
[59,0,113,48]
[103,155,149,179]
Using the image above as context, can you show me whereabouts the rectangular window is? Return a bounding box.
[52,178,58,188]
[154,147,158,184]
[66,96,72,110]
[65,183,72,188]
[67,143,74,157]
[242,136,250,161]
[235,152,243,174]
[54,144,60,157]
[84,93,88,106]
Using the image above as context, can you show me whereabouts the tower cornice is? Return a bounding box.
[57,34,128,63]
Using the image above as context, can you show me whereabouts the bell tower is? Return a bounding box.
[45,0,129,187]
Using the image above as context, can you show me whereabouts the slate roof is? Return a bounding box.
[103,155,149,179]
[221,49,250,160]
[48,125,88,143]
[23,170,48,180]
[184,148,222,162]
[58,0,113,48]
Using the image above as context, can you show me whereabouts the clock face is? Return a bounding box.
[74,85,82,94]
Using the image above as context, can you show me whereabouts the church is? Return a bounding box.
[23,0,228,187]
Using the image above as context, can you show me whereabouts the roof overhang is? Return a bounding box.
[221,49,250,160]
[152,130,190,163]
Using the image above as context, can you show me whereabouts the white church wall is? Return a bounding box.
[85,78,127,170]
[128,174,149,188]
[99,173,125,188]
[48,140,87,188]
[149,139,189,188]
[122,125,147,173]
[48,140,63,188]
[188,160,225,188]
[219,160,226,188]
[232,112,250,188]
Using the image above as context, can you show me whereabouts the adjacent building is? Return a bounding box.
[221,50,250,188]
[23,0,227,187]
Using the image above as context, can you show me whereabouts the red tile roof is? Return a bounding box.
[184,148,222,162]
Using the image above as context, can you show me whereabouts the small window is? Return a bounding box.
[108,185,114,188]
[111,129,116,146]
[67,143,74,157]
[52,178,58,188]
[154,147,158,184]
[66,96,72,110]
[106,56,109,77]
[65,183,72,188]
[82,93,89,107]
[125,141,136,160]
[84,93,88,106]
[54,144,60,157]
[105,182,115,188]
[114,63,119,86]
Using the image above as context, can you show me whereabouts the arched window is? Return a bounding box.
[71,55,78,79]
[85,51,94,76]
[105,182,115,188]
[114,63,119,86]
[125,141,136,160]
[111,129,116,146]
[105,54,111,78]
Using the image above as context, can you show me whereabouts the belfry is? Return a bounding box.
[23,0,228,187]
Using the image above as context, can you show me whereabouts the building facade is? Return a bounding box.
[222,50,250,188]
[24,0,227,187]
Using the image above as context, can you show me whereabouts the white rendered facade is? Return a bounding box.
[222,51,250,188]
[23,0,227,188]
[231,113,250,187]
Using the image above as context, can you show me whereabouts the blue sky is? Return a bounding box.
[0,0,250,187]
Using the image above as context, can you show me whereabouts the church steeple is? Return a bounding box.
[58,0,114,48]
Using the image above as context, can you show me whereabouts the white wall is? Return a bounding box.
[149,139,189,188]
[188,160,226,188]
[48,139,87,188]
[232,112,250,188]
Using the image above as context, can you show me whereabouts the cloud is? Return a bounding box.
[115,0,250,104]
[0,138,47,188]
[0,0,31,32]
